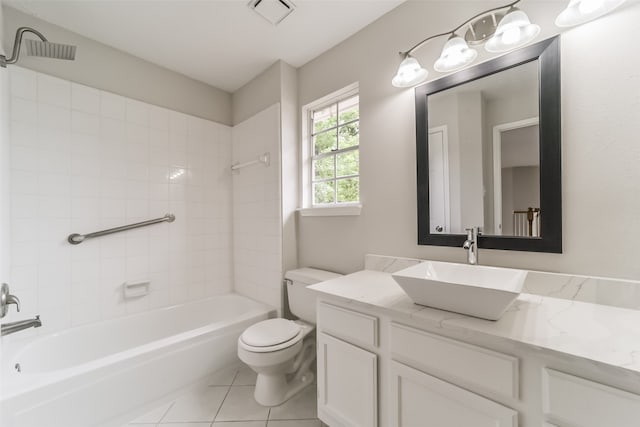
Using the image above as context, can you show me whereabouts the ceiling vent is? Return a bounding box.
[249,0,295,26]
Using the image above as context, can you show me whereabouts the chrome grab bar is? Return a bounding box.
[68,213,175,245]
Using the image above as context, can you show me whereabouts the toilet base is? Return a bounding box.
[238,321,317,407]
[254,369,315,406]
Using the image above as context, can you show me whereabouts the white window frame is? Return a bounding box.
[299,82,362,217]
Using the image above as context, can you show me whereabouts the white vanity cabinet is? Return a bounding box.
[315,297,640,427]
[317,303,379,427]
[315,300,519,427]
[390,361,517,427]
[389,322,518,427]
[542,368,640,427]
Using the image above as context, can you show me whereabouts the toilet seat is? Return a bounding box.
[239,318,305,353]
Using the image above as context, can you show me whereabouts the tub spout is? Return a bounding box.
[1,315,42,336]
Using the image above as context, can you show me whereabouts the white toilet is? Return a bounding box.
[237,268,342,406]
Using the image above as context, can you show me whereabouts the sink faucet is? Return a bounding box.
[463,227,479,265]
[1,315,42,336]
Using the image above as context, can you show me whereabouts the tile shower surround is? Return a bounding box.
[7,67,233,338]
[232,105,282,310]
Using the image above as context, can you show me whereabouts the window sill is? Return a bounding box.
[298,204,362,217]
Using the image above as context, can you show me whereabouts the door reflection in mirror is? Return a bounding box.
[494,120,539,237]
[427,60,540,237]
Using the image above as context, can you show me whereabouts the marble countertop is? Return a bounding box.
[309,269,640,376]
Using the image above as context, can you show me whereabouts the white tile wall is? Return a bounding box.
[1,56,11,332]
[232,104,282,310]
[6,66,233,336]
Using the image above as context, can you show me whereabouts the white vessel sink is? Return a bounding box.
[391,261,528,320]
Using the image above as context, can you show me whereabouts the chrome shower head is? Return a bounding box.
[25,39,76,61]
[1,27,77,68]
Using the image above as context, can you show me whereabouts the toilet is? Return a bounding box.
[237,268,342,406]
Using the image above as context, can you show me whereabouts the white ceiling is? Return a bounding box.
[5,0,405,92]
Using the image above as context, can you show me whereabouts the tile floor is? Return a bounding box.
[123,364,325,427]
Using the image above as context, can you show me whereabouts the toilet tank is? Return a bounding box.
[285,268,342,324]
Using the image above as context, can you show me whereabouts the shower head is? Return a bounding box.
[25,39,76,61]
[1,27,77,68]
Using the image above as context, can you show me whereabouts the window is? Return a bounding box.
[309,93,359,206]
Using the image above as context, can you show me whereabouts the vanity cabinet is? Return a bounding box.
[317,303,379,427]
[390,322,519,400]
[317,332,378,427]
[389,322,518,427]
[542,368,640,427]
[390,360,517,427]
[316,298,640,427]
[315,301,519,427]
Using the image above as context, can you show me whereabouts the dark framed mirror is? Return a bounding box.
[415,36,561,252]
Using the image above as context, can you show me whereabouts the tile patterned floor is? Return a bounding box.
[123,364,325,427]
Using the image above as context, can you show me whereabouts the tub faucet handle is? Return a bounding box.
[1,283,21,318]
[7,293,20,312]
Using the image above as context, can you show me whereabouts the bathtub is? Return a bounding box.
[0,294,274,427]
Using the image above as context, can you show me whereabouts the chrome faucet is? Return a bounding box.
[1,315,42,336]
[463,227,479,265]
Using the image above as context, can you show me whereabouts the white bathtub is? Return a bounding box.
[0,294,274,427]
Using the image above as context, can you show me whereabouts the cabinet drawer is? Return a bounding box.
[318,302,378,347]
[543,368,640,427]
[390,322,519,399]
[390,360,517,427]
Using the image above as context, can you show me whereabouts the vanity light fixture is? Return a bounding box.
[556,0,626,27]
[392,0,538,88]
[392,0,625,87]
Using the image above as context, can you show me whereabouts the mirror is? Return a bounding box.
[415,36,561,253]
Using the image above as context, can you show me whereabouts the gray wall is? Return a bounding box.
[232,60,282,126]
[3,6,232,125]
[297,1,640,280]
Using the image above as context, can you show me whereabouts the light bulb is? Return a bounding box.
[485,8,540,53]
[392,56,428,88]
[501,27,522,46]
[555,0,626,27]
[434,36,477,73]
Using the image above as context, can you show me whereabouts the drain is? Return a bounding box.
[14,363,21,373]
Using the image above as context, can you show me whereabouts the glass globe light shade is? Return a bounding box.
[555,0,626,27]
[485,8,541,53]
[434,36,478,73]
[392,56,429,88]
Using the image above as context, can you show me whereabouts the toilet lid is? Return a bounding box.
[241,318,301,347]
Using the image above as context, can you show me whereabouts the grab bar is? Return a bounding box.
[231,152,270,172]
[68,214,175,245]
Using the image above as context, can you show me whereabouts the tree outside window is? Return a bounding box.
[311,95,359,205]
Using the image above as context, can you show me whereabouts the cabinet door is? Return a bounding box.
[543,368,640,427]
[390,361,518,427]
[317,332,377,427]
